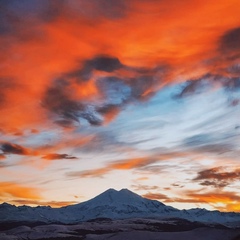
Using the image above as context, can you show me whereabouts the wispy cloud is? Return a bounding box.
[67,152,191,178]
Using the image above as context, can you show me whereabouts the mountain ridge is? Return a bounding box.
[1,188,240,227]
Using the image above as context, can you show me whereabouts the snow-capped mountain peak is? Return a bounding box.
[82,188,149,206]
[1,188,240,227]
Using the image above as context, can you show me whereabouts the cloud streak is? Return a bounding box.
[142,192,170,201]
[67,151,193,178]
[193,167,240,188]
[42,153,78,160]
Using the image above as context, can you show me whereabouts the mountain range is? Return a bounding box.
[1,188,240,228]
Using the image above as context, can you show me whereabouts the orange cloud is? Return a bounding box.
[0,141,83,165]
[186,191,240,205]
[142,192,170,201]
[0,0,239,132]
[0,182,41,200]
[136,177,149,181]
[162,190,240,212]
[68,151,193,178]
[70,156,160,177]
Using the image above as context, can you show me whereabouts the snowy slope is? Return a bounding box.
[63,188,178,221]
[0,188,240,226]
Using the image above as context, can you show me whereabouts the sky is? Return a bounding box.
[0,0,240,212]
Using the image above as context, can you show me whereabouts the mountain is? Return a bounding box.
[63,188,178,221]
[1,188,240,227]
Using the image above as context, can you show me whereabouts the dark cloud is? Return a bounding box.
[220,27,240,53]
[175,75,213,98]
[42,79,102,126]
[177,80,203,98]
[42,153,78,160]
[223,77,240,91]
[42,79,101,126]
[172,183,184,188]
[199,180,228,189]
[42,57,128,127]
[193,167,240,188]
[128,75,155,99]
[97,104,121,116]
[175,73,240,99]
[194,167,240,181]
[42,55,162,127]
[0,142,29,155]
[86,56,123,73]
[72,56,123,81]
[54,119,76,128]
[42,79,82,123]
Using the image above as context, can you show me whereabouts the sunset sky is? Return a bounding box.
[0,0,240,212]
